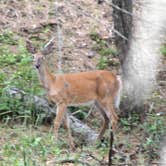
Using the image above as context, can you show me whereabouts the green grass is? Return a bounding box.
[118,111,166,164]
[0,111,165,166]
[0,31,18,45]
[0,124,109,166]
[0,30,165,166]
[0,125,60,166]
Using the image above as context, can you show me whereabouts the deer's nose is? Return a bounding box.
[35,58,41,69]
[35,63,40,69]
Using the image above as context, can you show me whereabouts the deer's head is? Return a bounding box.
[26,39,55,69]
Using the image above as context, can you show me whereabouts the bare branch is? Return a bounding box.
[112,28,128,41]
[109,2,133,16]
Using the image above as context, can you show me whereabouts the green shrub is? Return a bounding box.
[142,114,165,159]
[0,37,43,124]
[89,31,118,69]
[97,56,109,70]
[161,45,166,56]
[0,31,18,45]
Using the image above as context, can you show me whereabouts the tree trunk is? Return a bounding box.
[112,0,133,65]
[112,0,145,118]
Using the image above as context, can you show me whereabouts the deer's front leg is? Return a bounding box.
[54,104,67,141]
[64,113,75,151]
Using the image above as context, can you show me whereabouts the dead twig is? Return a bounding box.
[151,162,166,165]
[88,154,107,165]
[54,159,92,166]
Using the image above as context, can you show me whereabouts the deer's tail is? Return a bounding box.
[114,75,122,110]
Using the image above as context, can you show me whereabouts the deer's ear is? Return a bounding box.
[26,40,37,54]
[41,38,55,55]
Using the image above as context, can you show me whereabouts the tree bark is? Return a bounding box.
[112,0,133,66]
[112,0,146,118]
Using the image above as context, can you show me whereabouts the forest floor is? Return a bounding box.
[0,0,166,166]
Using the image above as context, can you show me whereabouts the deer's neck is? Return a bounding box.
[37,62,55,90]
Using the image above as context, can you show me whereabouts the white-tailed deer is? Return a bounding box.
[26,40,122,150]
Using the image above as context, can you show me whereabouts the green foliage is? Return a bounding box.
[42,25,52,33]
[141,114,165,159]
[96,56,109,70]
[119,111,166,162]
[0,33,42,124]
[120,112,140,132]
[0,126,62,165]
[98,47,117,57]
[89,31,101,42]
[161,45,166,56]
[0,125,110,166]
[89,31,118,69]
[69,106,89,120]
[0,31,18,45]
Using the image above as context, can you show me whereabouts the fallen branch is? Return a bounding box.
[5,87,98,144]
[88,154,107,165]
[54,159,92,166]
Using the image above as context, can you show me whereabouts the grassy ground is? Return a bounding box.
[0,1,166,165]
[0,124,110,166]
[0,110,165,166]
[0,27,165,166]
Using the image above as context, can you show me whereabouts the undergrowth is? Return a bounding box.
[89,31,118,69]
[0,31,165,165]
[0,31,42,124]
[119,111,166,164]
[161,44,166,57]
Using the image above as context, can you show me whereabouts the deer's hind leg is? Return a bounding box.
[103,99,118,131]
[95,100,109,140]
[97,97,118,132]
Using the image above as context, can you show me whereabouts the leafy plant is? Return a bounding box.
[69,106,89,120]
[97,56,109,70]
[161,45,166,56]
[0,34,43,124]
[0,31,18,45]
[89,31,118,69]
[0,126,62,165]
[142,114,165,159]
[99,47,118,57]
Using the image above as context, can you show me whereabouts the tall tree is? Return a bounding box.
[112,0,133,65]
[112,0,144,117]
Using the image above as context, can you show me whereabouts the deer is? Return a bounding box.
[26,40,122,151]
